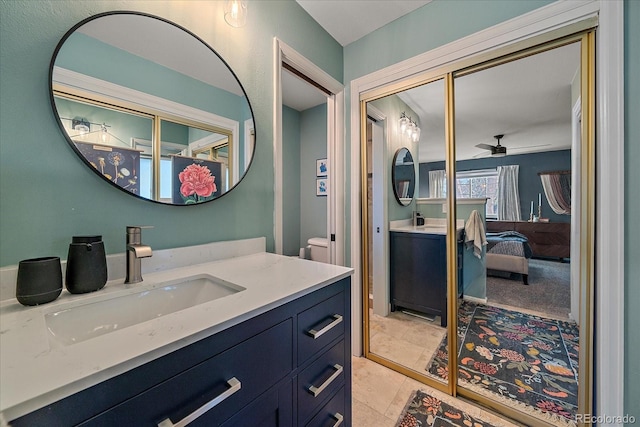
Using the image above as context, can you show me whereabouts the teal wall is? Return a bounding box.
[300,103,328,249]
[282,103,328,256]
[624,0,640,420]
[282,105,301,256]
[420,150,573,223]
[0,0,342,266]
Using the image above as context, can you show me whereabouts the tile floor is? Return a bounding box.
[369,309,446,374]
[351,356,521,427]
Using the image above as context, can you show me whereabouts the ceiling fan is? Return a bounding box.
[474,134,551,158]
[475,134,508,157]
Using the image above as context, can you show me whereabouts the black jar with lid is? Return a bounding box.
[65,235,107,294]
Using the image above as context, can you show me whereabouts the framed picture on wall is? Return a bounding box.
[316,178,328,196]
[316,158,328,177]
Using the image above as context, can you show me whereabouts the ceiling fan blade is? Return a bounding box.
[509,144,552,151]
[475,143,495,150]
[472,151,490,158]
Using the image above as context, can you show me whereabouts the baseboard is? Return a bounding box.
[463,295,488,304]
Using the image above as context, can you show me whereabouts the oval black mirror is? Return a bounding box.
[50,12,255,205]
[392,147,415,206]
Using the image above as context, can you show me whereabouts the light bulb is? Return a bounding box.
[406,120,415,137]
[412,126,420,142]
[224,0,247,27]
[100,125,110,144]
[399,113,409,134]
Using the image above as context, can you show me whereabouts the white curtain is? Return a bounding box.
[540,172,571,215]
[428,170,446,198]
[497,165,521,221]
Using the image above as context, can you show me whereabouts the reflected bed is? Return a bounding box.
[485,231,533,285]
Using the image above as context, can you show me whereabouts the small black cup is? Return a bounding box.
[16,257,63,306]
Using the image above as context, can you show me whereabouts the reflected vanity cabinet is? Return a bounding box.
[389,232,462,327]
[11,278,351,427]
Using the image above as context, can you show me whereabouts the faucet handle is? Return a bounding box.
[126,225,154,234]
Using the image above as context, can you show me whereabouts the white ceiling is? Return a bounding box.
[296,0,432,46]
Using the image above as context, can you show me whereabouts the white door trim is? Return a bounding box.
[595,0,625,422]
[367,105,389,318]
[349,0,624,420]
[273,38,344,264]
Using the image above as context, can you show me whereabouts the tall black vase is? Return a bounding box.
[65,235,107,294]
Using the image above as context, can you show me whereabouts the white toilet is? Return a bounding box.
[307,237,329,263]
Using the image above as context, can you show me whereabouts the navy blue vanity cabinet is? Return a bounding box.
[10,277,351,427]
[390,232,462,327]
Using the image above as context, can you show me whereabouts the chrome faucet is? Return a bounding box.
[125,226,153,284]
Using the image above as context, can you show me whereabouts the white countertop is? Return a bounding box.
[0,252,352,421]
[389,218,465,236]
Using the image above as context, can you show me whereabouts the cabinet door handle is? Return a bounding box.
[307,314,343,339]
[308,364,343,397]
[332,412,344,427]
[157,377,241,427]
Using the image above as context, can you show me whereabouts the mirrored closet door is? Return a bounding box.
[361,30,594,427]
[363,77,455,392]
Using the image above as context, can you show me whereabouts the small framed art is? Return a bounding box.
[316,178,328,196]
[316,158,328,177]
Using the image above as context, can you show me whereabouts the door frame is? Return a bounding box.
[367,105,390,318]
[273,38,344,264]
[349,0,624,420]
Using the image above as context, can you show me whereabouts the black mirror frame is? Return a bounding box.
[391,147,415,206]
[48,11,256,206]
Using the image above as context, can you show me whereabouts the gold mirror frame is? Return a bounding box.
[360,29,595,426]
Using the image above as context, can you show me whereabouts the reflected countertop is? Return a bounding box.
[389,218,465,237]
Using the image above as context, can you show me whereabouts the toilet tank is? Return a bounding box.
[307,237,329,263]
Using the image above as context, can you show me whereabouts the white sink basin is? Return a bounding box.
[45,274,245,346]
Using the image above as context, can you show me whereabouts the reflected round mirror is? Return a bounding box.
[50,12,255,205]
[392,147,415,206]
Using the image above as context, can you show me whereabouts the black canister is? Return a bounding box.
[65,235,107,294]
[16,257,63,306]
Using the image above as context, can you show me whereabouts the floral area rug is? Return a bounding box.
[427,302,579,426]
[396,390,497,427]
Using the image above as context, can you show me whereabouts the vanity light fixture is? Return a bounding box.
[399,112,421,142]
[224,0,247,28]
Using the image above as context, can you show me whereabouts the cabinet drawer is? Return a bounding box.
[306,387,345,427]
[298,291,345,364]
[83,319,292,426]
[297,340,345,424]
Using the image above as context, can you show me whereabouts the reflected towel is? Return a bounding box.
[465,210,487,259]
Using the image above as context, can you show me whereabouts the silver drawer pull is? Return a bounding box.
[307,314,343,339]
[332,413,344,427]
[157,377,241,427]
[308,364,343,397]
